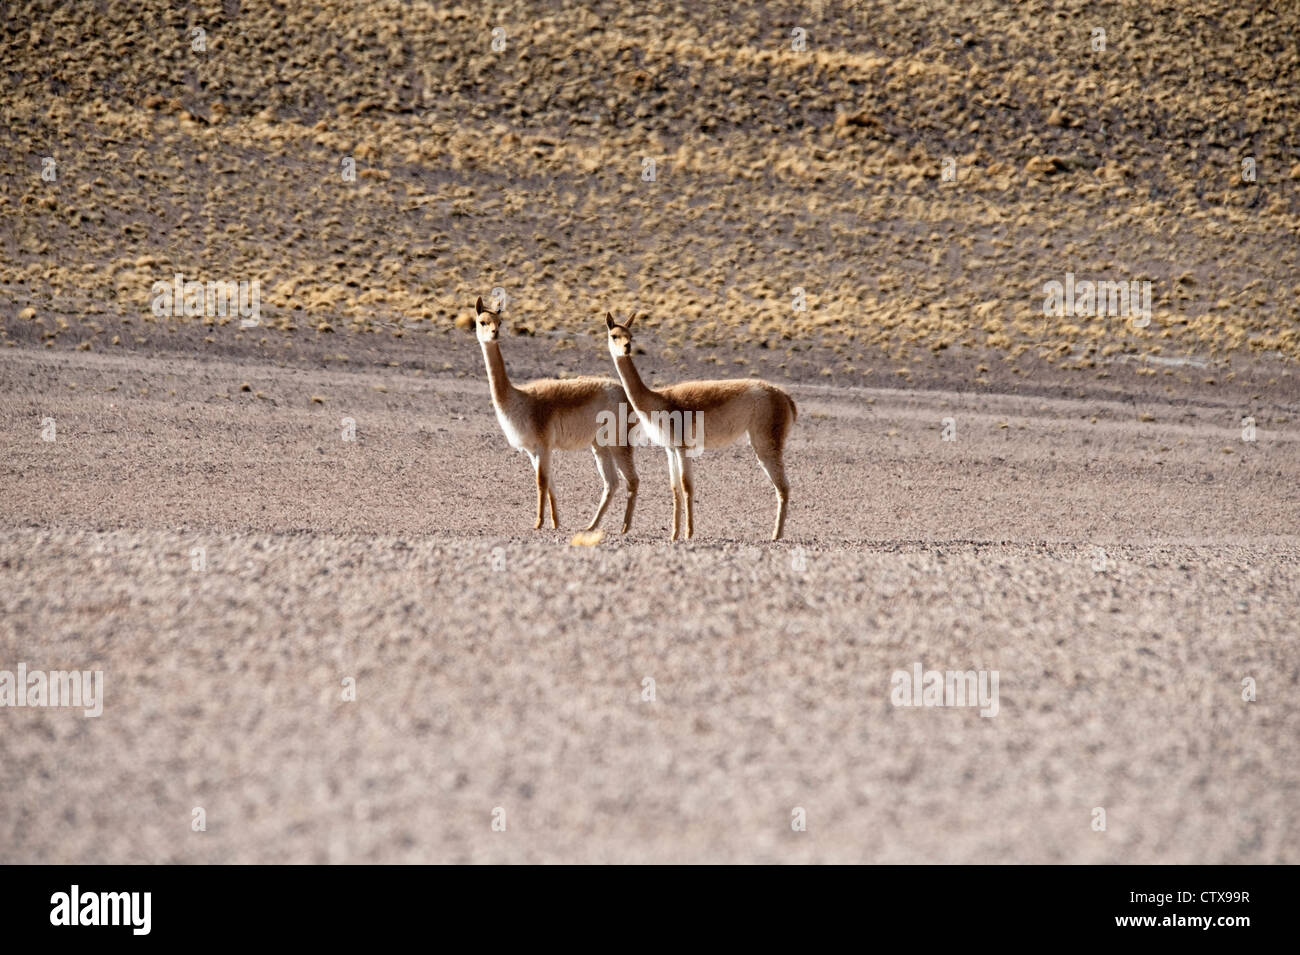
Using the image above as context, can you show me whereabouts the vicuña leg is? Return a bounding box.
[545,454,559,529]
[613,442,638,533]
[752,436,790,541]
[531,452,546,529]
[666,448,683,541]
[532,451,557,530]
[587,444,617,532]
[677,450,695,539]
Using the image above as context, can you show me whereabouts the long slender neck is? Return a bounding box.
[480,340,515,407]
[614,353,668,414]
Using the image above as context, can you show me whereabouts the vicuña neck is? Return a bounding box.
[614,354,668,414]
[481,340,514,407]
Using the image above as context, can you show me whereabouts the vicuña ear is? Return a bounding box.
[605,313,616,330]
[476,296,487,315]
[624,312,636,328]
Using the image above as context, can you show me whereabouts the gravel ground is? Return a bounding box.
[2,346,1297,863]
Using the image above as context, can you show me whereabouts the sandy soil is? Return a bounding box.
[2,342,1297,863]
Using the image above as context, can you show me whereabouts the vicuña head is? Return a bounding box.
[605,311,635,358]
[474,296,502,343]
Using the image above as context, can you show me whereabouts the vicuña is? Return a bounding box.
[605,312,796,541]
[474,297,638,532]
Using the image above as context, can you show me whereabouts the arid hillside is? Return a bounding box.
[2,0,1298,385]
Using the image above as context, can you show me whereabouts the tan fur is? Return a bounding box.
[475,298,638,532]
[605,312,796,541]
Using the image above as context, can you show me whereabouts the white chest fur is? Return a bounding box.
[493,400,534,452]
[631,408,669,447]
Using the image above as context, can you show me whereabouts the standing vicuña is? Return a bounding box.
[474,297,638,532]
[605,312,796,541]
